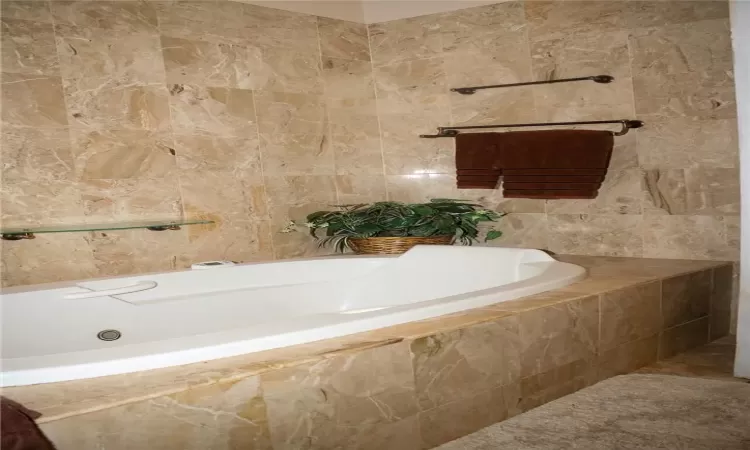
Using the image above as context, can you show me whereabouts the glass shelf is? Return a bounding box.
[1,219,215,240]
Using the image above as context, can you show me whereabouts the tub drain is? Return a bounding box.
[97,329,121,341]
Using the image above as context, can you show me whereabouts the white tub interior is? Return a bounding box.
[1,246,586,387]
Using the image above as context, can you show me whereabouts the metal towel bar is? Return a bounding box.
[419,119,644,138]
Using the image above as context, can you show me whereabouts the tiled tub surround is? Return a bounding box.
[1,0,740,289]
[2,256,733,449]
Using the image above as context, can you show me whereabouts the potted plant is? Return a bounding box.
[283,199,504,255]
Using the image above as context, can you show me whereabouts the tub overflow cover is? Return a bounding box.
[97,329,121,341]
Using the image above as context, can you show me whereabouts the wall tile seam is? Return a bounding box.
[363,17,391,200]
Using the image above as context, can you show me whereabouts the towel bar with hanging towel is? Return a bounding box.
[420,119,644,138]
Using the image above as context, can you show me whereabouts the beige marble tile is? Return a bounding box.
[380,130,454,174]
[525,0,632,41]
[261,342,419,450]
[598,334,659,381]
[1,1,53,23]
[419,384,517,449]
[161,35,258,88]
[55,26,164,91]
[531,30,631,81]
[368,15,443,67]
[633,70,737,120]
[411,316,520,411]
[80,177,182,223]
[264,175,338,258]
[610,132,639,171]
[636,117,738,169]
[317,16,370,61]
[627,1,729,29]
[85,228,185,277]
[517,296,599,377]
[545,169,643,215]
[374,57,446,95]
[51,1,158,34]
[438,1,526,54]
[65,84,170,131]
[181,171,268,223]
[1,126,74,182]
[330,129,384,175]
[155,0,249,45]
[173,133,260,175]
[376,88,451,139]
[1,234,97,287]
[322,57,375,99]
[70,128,176,180]
[547,214,643,257]
[526,0,727,41]
[482,213,548,250]
[684,167,741,216]
[385,174,459,203]
[517,358,597,413]
[725,216,740,258]
[1,180,85,227]
[334,175,387,205]
[556,254,726,281]
[490,197,546,214]
[659,317,710,360]
[451,87,537,126]
[2,18,59,76]
[629,19,733,77]
[327,96,379,136]
[442,37,531,88]
[1,73,68,127]
[255,46,323,94]
[534,76,635,121]
[260,131,335,175]
[710,265,734,340]
[662,270,711,328]
[41,375,273,450]
[600,281,661,351]
[179,219,274,265]
[168,84,258,136]
[642,215,735,260]
[642,168,687,215]
[254,90,327,136]
[239,2,320,54]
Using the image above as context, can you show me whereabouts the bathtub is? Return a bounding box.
[0,246,585,387]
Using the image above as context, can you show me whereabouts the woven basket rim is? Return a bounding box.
[349,235,454,241]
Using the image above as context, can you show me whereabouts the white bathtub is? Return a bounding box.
[0,246,585,387]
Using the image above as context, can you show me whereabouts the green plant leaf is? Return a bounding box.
[485,230,503,241]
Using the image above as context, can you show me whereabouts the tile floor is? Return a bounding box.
[637,336,747,382]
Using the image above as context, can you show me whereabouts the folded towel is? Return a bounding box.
[504,189,599,199]
[1,397,57,450]
[455,130,614,198]
[503,175,606,183]
[503,168,608,176]
[503,182,602,190]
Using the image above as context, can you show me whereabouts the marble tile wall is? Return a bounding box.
[1,2,740,327]
[0,0,376,285]
[366,0,738,262]
[364,0,740,330]
[38,264,728,449]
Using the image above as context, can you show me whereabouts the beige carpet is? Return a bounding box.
[437,374,750,450]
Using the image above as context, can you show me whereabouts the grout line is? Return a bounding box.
[365,21,390,201]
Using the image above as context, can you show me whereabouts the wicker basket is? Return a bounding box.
[348,235,454,255]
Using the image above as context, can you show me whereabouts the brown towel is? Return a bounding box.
[503,182,602,190]
[1,397,57,450]
[455,130,614,197]
[504,189,599,199]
